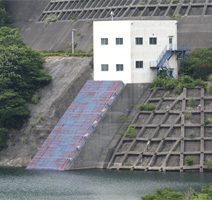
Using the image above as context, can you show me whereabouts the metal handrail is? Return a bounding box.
[150,44,190,68]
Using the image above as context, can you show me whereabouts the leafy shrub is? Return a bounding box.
[122,162,132,166]
[161,1,170,4]
[185,113,192,120]
[150,0,158,4]
[179,76,195,88]
[141,187,184,200]
[86,20,92,24]
[44,14,57,23]
[150,77,178,90]
[120,115,128,122]
[23,138,29,144]
[139,104,155,111]
[126,125,136,138]
[31,94,40,104]
[189,133,195,138]
[208,74,212,82]
[207,83,212,95]
[188,98,196,107]
[173,0,179,3]
[30,122,37,128]
[175,104,180,109]
[185,156,194,166]
[150,75,206,94]
[173,83,183,94]
[39,115,45,121]
[205,160,212,169]
[205,119,212,125]
[175,14,181,18]
[70,15,77,20]
[201,184,212,199]
[194,79,207,87]
[207,131,212,137]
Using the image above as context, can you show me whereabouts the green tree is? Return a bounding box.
[0,26,52,150]
[0,0,10,26]
[0,128,8,150]
[0,27,25,47]
[180,43,212,80]
[141,187,184,200]
[0,90,29,128]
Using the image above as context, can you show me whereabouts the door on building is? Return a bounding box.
[169,36,173,50]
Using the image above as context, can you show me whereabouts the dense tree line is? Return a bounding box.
[141,184,212,200]
[180,42,212,80]
[0,0,10,26]
[0,27,52,150]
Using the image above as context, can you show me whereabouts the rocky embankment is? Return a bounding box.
[0,57,93,167]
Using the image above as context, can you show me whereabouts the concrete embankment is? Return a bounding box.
[0,57,93,167]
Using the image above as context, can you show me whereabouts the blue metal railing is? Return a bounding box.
[150,44,190,68]
[150,44,190,78]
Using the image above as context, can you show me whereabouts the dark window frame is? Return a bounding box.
[101,38,108,45]
[116,38,123,45]
[116,64,124,71]
[149,37,157,45]
[136,37,143,45]
[136,61,143,68]
[101,64,109,71]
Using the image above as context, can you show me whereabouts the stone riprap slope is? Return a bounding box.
[108,87,212,172]
[0,57,93,167]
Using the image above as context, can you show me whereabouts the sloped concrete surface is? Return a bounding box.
[69,83,150,170]
[4,0,212,51]
[0,57,93,167]
[108,87,212,172]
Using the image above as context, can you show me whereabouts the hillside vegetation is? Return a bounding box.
[0,27,51,150]
[0,0,10,26]
[151,42,212,93]
[141,184,212,200]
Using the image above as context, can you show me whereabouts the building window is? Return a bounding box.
[149,37,157,45]
[116,64,123,71]
[136,37,143,45]
[136,61,143,68]
[101,64,109,71]
[116,38,123,45]
[101,38,108,45]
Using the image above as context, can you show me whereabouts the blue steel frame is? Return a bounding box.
[155,44,190,78]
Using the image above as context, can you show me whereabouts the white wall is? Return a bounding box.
[94,20,178,83]
[93,21,132,83]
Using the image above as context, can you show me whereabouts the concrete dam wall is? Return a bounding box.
[4,0,212,51]
[108,87,212,172]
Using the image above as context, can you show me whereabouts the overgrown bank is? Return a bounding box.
[0,27,51,150]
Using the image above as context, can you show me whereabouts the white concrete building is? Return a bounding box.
[93,20,178,83]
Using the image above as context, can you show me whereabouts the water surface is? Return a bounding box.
[0,168,211,200]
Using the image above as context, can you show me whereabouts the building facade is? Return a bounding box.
[93,20,178,83]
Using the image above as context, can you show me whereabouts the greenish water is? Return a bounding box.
[0,168,211,200]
